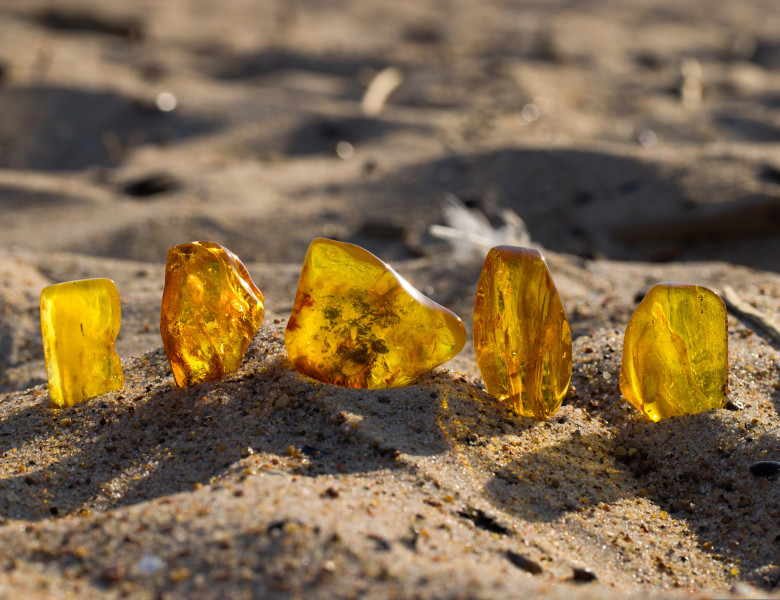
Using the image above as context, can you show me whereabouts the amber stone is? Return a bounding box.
[473,246,572,420]
[285,238,466,388]
[160,241,264,387]
[619,283,727,421]
[40,279,124,409]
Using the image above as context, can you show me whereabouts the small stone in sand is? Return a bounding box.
[572,567,598,582]
[749,460,780,476]
[505,550,543,574]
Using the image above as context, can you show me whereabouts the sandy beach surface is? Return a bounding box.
[0,0,779,597]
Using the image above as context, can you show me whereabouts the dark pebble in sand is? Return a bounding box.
[749,461,780,477]
[572,567,597,582]
[457,507,511,535]
[505,550,543,574]
[724,400,743,411]
[321,487,340,499]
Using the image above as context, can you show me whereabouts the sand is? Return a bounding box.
[0,0,778,597]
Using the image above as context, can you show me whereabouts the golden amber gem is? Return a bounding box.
[619,283,728,421]
[40,278,124,409]
[160,241,264,387]
[473,246,572,420]
[285,238,466,388]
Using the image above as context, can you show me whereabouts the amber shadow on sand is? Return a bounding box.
[477,336,780,591]
[0,352,306,521]
[0,335,464,522]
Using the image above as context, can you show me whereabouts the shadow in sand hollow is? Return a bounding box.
[29,7,144,40]
[0,86,217,171]
[0,184,89,210]
[309,148,780,272]
[213,49,390,82]
[285,116,417,156]
[715,114,780,143]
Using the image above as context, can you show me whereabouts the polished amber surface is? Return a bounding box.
[285,238,466,388]
[619,284,728,421]
[160,241,264,387]
[473,247,571,420]
[40,279,124,409]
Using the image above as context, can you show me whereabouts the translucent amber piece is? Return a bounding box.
[160,241,264,387]
[619,283,727,421]
[285,238,466,388]
[40,279,124,409]
[473,247,572,420]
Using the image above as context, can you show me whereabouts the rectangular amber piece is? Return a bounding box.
[40,279,124,408]
[619,283,728,421]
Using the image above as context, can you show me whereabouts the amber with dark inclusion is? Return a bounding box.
[473,247,572,420]
[160,241,264,387]
[285,238,467,388]
[619,283,727,421]
[40,278,124,408]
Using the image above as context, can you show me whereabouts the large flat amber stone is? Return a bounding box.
[285,238,466,388]
[619,284,727,421]
[160,241,264,387]
[40,278,124,409]
[473,247,572,420]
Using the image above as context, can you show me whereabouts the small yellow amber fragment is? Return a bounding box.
[473,246,572,420]
[40,278,124,409]
[619,283,728,421]
[160,241,264,387]
[285,238,466,388]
